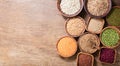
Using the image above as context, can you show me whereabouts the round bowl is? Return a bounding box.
[84,0,112,18]
[57,0,84,17]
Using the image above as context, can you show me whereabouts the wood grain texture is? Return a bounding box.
[0,0,120,66]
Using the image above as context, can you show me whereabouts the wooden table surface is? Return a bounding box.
[0,0,120,66]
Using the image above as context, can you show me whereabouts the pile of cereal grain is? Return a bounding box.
[60,0,80,15]
[66,17,86,37]
[87,0,109,16]
[87,18,104,34]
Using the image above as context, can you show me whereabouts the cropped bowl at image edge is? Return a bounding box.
[106,6,120,26]
[77,52,94,66]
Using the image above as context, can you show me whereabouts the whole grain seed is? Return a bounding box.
[60,0,80,15]
[66,17,86,37]
[87,18,104,34]
[87,0,109,16]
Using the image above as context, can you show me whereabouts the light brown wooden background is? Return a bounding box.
[0,0,120,66]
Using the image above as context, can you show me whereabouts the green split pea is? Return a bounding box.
[101,28,120,47]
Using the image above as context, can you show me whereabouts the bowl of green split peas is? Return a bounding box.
[106,6,120,27]
[100,26,120,48]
